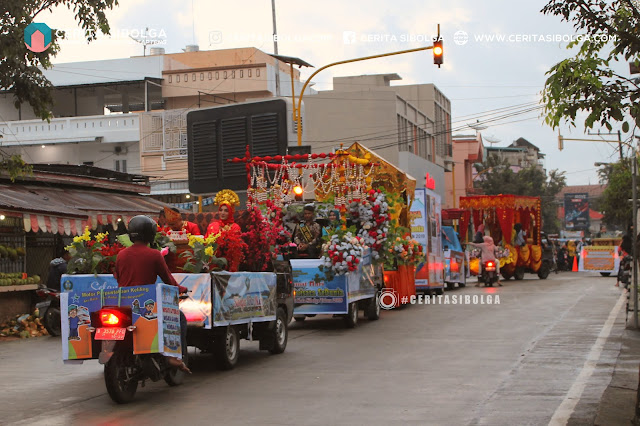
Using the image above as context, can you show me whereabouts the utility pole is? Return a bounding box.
[271,0,281,97]
[634,136,639,329]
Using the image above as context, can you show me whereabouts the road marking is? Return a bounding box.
[548,291,625,426]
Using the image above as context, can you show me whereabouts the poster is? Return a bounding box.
[444,251,465,284]
[61,280,181,361]
[426,188,444,287]
[173,273,212,328]
[564,193,590,231]
[411,188,429,289]
[579,246,619,273]
[211,272,277,326]
[291,259,348,315]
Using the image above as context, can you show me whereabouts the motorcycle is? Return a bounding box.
[35,287,61,336]
[481,259,499,287]
[91,303,188,404]
[618,254,632,288]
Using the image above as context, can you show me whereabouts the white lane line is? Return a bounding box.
[548,291,626,426]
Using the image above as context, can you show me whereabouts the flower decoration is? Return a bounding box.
[181,232,226,273]
[319,229,365,280]
[348,188,390,264]
[66,227,125,274]
[386,233,425,268]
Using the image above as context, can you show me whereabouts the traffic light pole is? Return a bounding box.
[293,25,441,146]
[634,138,639,329]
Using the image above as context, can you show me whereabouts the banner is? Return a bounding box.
[211,272,277,326]
[174,273,213,328]
[291,259,349,315]
[564,193,590,231]
[61,282,181,361]
[411,188,429,289]
[578,246,619,273]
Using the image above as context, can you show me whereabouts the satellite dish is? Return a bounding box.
[484,135,501,146]
[468,120,488,131]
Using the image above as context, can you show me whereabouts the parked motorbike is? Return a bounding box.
[92,304,188,404]
[618,254,632,288]
[35,287,61,336]
[481,260,499,287]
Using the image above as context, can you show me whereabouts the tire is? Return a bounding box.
[514,267,525,281]
[501,271,512,281]
[214,326,239,370]
[293,316,306,322]
[538,263,550,280]
[366,292,381,321]
[600,272,611,277]
[269,307,288,354]
[343,301,358,328]
[104,351,138,404]
[434,287,444,295]
[164,346,189,387]
[458,282,466,288]
[44,307,61,337]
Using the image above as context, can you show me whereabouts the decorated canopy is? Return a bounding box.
[458,195,541,244]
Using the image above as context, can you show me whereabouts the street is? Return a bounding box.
[0,272,627,426]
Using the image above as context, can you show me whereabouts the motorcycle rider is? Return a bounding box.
[468,235,502,286]
[114,215,191,374]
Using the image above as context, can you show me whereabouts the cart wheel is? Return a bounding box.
[514,267,525,281]
[293,316,306,322]
[537,263,550,280]
[501,271,512,281]
[458,282,466,288]
[269,307,288,354]
[600,272,611,277]
[214,326,239,370]
[434,287,444,295]
[344,301,358,328]
[366,292,381,321]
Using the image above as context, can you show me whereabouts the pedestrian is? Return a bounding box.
[567,240,577,269]
[46,250,71,291]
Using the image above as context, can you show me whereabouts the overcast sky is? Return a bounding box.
[43,0,635,185]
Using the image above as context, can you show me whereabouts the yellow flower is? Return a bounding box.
[204,246,215,257]
[73,235,82,243]
[64,245,74,252]
[205,233,220,245]
[95,232,108,243]
[188,235,204,247]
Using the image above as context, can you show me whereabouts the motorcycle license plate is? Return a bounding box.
[95,328,126,341]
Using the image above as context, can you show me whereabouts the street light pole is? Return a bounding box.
[294,25,440,146]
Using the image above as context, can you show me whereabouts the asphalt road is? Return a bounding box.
[0,272,627,426]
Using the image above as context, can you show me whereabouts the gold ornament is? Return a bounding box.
[214,189,241,207]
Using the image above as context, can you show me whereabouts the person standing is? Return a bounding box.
[293,204,321,258]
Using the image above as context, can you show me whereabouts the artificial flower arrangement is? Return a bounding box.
[240,206,278,271]
[66,227,125,274]
[348,188,390,264]
[384,229,425,270]
[180,234,227,273]
[319,227,366,280]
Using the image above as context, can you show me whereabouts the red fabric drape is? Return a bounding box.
[520,208,532,237]
[459,210,471,241]
[472,209,483,232]
[495,208,514,246]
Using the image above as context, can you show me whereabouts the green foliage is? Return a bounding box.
[597,158,638,228]
[0,153,32,182]
[541,0,640,132]
[474,154,567,233]
[180,235,226,273]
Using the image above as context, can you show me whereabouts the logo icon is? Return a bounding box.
[209,30,223,45]
[343,31,357,45]
[453,30,469,46]
[379,288,398,310]
[24,23,52,52]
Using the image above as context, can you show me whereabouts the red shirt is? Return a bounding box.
[114,243,179,287]
[205,221,240,238]
[160,221,201,235]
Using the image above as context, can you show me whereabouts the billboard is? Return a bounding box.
[564,193,590,231]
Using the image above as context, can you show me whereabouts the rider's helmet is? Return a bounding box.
[128,215,157,244]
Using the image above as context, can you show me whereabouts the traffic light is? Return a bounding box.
[558,134,564,151]
[433,38,443,67]
[293,185,303,201]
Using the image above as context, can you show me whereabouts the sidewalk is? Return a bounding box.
[594,321,640,425]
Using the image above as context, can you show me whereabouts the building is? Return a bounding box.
[556,184,607,235]
[484,137,545,172]
[303,74,452,200]
[0,47,310,204]
[448,133,485,207]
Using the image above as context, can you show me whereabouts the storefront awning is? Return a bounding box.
[0,184,168,235]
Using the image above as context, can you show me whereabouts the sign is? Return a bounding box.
[425,173,436,190]
[95,328,127,341]
[564,193,590,231]
[579,246,619,273]
[411,189,429,289]
[211,272,277,326]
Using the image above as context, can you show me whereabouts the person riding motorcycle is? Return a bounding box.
[114,215,191,374]
[468,235,502,286]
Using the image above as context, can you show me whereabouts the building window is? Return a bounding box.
[168,75,172,83]
[192,73,196,81]
[224,71,228,79]
[208,72,212,80]
[256,69,260,77]
[200,73,204,81]
[184,74,188,82]
[176,74,180,82]
[248,69,252,77]
[231,70,235,79]
[239,70,243,78]
[115,159,127,173]
[215,72,219,80]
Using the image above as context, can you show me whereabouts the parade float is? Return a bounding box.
[459,195,553,280]
[579,237,622,276]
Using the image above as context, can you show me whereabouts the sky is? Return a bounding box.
[41,0,636,185]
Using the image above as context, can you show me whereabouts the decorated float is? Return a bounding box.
[459,195,553,281]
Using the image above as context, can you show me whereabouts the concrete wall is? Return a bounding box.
[399,151,446,200]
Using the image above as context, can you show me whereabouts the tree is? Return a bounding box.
[0,0,118,179]
[474,155,567,233]
[541,0,640,133]
[597,158,637,228]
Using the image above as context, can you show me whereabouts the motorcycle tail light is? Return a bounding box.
[36,289,46,297]
[98,308,131,327]
[485,261,496,271]
[101,312,120,326]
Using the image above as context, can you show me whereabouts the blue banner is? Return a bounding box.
[211,272,277,326]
